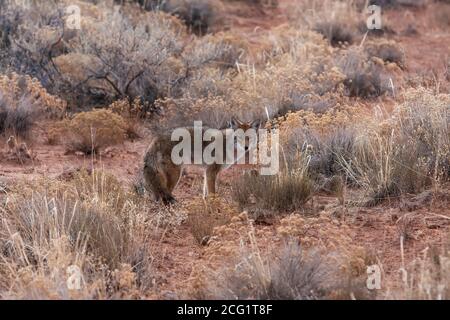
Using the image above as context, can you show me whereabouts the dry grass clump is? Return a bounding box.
[124,0,225,35]
[0,73,66,137]
[277,87,448,206]
[313,22,355,47]
[185,196,233,245]
[202,242,336,299]
[286,0,363,47]
[0,170,162,299]
[391,235,450,299]
[337,48,394,98]
[232,153,313,215]
[162,0,224,35]
[365,39,406,69]
[50,109,127,154]
[276,214,373,299]
[342,88,449,205]
[275,105,360,186]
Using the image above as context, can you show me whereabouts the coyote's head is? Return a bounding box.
[229,117,261,132]
[228,117,261,153]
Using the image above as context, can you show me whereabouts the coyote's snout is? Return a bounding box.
[143,118,260,204]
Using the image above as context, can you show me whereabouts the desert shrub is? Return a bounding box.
[52,109,127,154]
[222,0,278,6]
[286,0,362,47]
[204,242,335,299]
[157,95,239,129]
[189,211,370,300]
[341,88,450,205]
[0,93,35,137]
[185,197,232,245]
[275,106,362,192]
[392,234,450,299]
[1,0,67,87]
[121,0,225,34]
[299,128,357,179]
[65,9,184,106]
[167,0,224,35]
[313,21,354,47]
[232,153,313,215]
[183,32,247,70]
[5,1,187,108]
[365,40,406,69]
[229,30,346,118]
[192,225,369,300]
[337,49,391,98]
[156,29,348,129]
[0,170,158,298]
[0,73,66,136]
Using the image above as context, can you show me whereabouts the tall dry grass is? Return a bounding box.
[0,170,183,299]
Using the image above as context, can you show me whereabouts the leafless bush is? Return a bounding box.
[2,1,66,87]
[68,9,184,106]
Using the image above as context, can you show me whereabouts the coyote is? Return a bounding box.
[143,118,260,204]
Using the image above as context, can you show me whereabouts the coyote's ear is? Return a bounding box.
[229,117,242,129]
[250,119,261,130]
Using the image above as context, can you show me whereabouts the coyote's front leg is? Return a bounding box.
[203,165,221,197]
